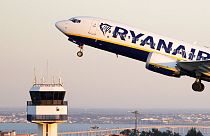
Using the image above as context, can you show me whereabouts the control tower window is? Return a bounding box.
[69,18,81,23]
[53,92,65,100]
[30,91,65,101]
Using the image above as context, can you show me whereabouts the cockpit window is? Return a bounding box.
[69,18,81,23]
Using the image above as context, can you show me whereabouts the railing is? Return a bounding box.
[27,115,68,122]
[33,83,63,87]
[57,125,210,136]
[27,100,68,105]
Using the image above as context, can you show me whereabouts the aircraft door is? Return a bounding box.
[88,20,99,35]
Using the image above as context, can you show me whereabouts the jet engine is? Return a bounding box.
[146,52,181,77]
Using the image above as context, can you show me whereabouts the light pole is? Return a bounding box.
[131,110,140,136]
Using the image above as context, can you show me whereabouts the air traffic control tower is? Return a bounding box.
[27,79,68,136]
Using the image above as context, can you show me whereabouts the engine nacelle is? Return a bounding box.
[146,52,181,77]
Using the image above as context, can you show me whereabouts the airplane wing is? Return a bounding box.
[178,60,210,76]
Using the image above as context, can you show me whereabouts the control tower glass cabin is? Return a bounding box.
[27,83,68,123]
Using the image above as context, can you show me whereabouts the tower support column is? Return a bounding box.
[38,123,58,136]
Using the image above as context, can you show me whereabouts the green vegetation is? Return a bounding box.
[140,128,181,136]
[185,128,203,136]
[120,128,203,136]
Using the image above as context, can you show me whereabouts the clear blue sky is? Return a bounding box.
[1,0,210,109]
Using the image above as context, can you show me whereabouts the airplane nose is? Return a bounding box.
[55,21,64,31]
[55,20,69,34]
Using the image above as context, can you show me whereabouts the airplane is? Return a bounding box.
[55,16,210,92]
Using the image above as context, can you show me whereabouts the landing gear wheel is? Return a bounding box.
[77,51,83,57]
[192,82,204,92]
[77,45,84,57]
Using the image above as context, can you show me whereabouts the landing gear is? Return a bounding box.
[192,78,205,92]
[77,51,83,57]
[77,45,83,57]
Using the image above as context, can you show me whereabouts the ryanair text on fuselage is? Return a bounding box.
[102,24,210,61]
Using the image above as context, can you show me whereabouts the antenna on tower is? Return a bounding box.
[33,66,37,85]
[58,71,63,85]
[52,76,55,84]
[46,60,49,83]
[59,77,62,85]
[41,77,45,84]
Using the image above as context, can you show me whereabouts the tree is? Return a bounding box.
[185,128,203,136]
[173,132,181,136]
[139,128,181,136]
[120,129,132,136]
[121,128,182,136]
[120,129,140,136]
[140,131,149,136]
[150,128,162,136]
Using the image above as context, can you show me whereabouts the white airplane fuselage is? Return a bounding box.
[56,16,210,92]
